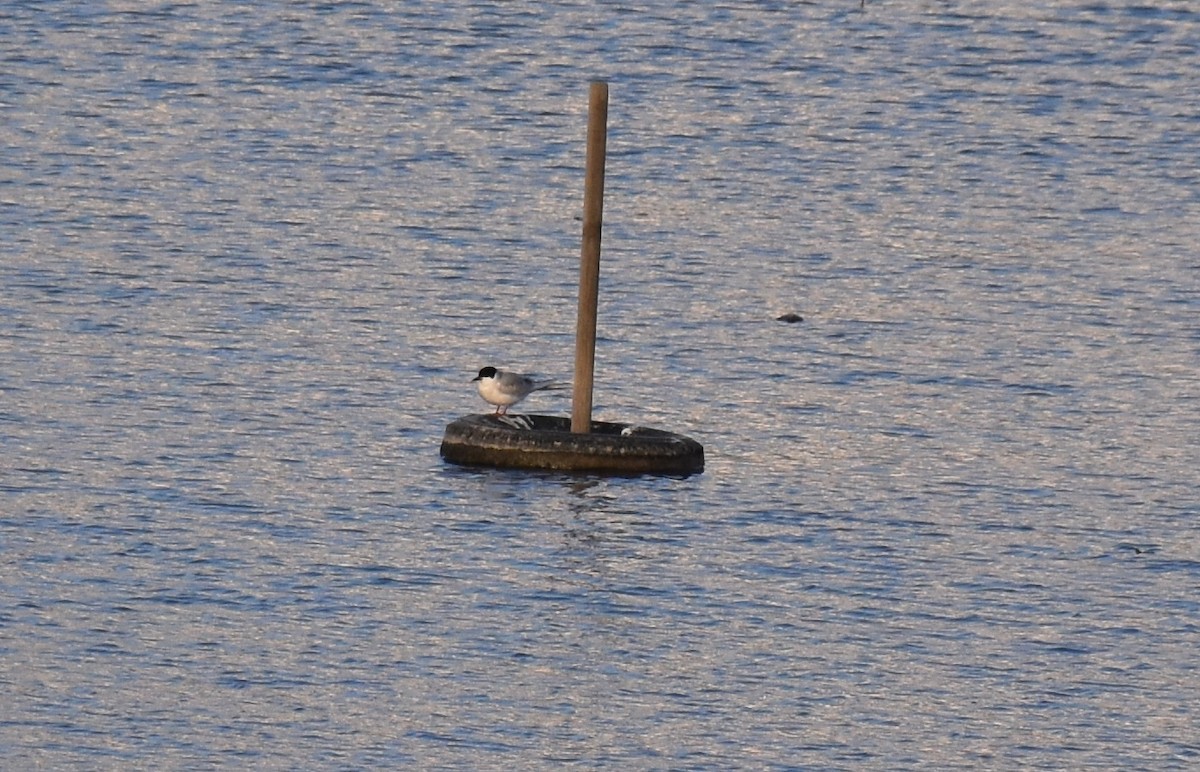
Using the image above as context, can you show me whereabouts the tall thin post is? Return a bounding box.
[572,81,608,434]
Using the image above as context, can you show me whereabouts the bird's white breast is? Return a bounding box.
[478,376,523,406]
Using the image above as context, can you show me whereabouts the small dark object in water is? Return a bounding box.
[776,313,804,323]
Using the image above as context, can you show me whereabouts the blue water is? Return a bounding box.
[3,1,1199,768]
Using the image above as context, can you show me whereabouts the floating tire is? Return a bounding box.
[440,414,704,475]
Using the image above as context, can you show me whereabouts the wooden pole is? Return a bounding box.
[572,81,608,434]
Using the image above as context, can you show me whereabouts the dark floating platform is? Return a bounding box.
[441,414,704,476]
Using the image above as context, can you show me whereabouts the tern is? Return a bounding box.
[472,366,565,415]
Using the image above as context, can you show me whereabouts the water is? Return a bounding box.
[3,1,1199,768]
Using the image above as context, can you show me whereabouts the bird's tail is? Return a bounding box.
[533,380,570,392]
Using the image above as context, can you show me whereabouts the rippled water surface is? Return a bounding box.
[3,1,1199,768]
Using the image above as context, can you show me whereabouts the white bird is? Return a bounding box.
[472,366,565,415]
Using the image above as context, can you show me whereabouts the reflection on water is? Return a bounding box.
[3,1,1199,767]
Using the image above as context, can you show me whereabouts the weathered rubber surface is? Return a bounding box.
[440,414,704,475]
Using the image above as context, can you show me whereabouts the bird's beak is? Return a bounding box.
[471,375,481,381]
